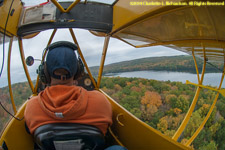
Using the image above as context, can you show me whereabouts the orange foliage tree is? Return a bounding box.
[141,91,162,120]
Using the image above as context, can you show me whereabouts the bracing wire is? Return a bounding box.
[0,102,23,121]
[0,0,23,121]
[0,0,15,78]
[206,61,224,73]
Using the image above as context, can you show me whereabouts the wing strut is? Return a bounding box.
[184,48,225,146]
[34,29,57,94]
[7,37,17,114]
[172,45,207,141]
[97,36,110,88]
[69,28,97,89]
[51,0,81,13]
[18,38,35,94]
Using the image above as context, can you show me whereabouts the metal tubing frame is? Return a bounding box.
[66,0,81,13]
[172,45,207,141]
[114,35,136,48]
[108,127,125,147]
[185,47,225,146]
[135,39,225,48]
[34,29,57,94]
[185,74,224,146]
[18,38,35,93]
[7,37,17,114]
[69,28,97,89]
[192,47,200,83]
[51,0,65,12]
[97,36,110,88]
[51,0,80,13]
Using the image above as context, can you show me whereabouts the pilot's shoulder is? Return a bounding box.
[26,96,38,106]
[87,90,107,100]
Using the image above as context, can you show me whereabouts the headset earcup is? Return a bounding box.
[44,63,51,84]
[74,57,84,79]
[38,62,51,84]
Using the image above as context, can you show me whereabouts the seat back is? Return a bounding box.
[34,123,105,150]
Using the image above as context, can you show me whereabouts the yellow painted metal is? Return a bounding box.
[97,36,110,88]
[173,46,207,141]
[186,93,220,146]
[186,80,225,97]
[112,0,183,34]
[51,0,66,13]
[192,48,200,83]
[69,28,97,89]
[135,39,225,48]
[42,29,57,60]
[7,37,17,114]
[114,35,136,47]
[111,3,225,64]
[23,32,40,39]
[108,127,125,147]
[1,89,191,150]
[194,52,224,57]
[0,101,34,149]
[66,0,81,13]
[100,89,191,150]
[0,0,23,36]
[34,74,40,94]
[189,49,224,54]
[185,70,225,145]
[34,29,57,93]
[51,0,80,13]
[18,38,35,93]
[1,1,225,148]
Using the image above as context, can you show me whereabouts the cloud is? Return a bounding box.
[0,29,185,87]
[0,28,187,87]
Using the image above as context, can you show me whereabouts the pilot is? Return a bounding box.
[24,41,112,137]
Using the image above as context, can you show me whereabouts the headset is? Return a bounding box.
[37,41,84,85]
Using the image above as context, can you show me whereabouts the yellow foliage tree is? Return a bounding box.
[165,94,177,104]
[141,91,162,120]
[141,91,162,108]
[173,108,182,115]
[114,84,122,92]
[157,117,168,133]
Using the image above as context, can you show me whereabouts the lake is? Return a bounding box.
[1,70,224,88]
[105,70,225,88]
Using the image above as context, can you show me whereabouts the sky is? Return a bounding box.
[0,1,187,88]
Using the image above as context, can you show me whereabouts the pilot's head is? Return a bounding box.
[46,41,78,85]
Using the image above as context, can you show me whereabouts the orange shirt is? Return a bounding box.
[24,85,112,135]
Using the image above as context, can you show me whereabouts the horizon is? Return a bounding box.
[2,54,224,89]
[0,29,186,88]
[0,54,187,88]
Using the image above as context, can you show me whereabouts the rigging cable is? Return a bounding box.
[0,102,23,121]
[206,61,224,73]
[0,0,15,78]
[0,0,23,121]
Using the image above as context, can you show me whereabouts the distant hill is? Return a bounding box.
[0,82,32,130]
[90,55,223,75]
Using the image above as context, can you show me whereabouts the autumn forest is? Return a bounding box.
[100,77,225,150]
[0,55,225,149]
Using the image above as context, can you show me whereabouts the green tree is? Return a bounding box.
[184,111,203,138]
[130,108,142,118]
[199,141,217,150]
[120,95,140,111]
[215,120,225,150]
[193,129,213,149]
[216,100,225,118]
[157,117,168,133]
